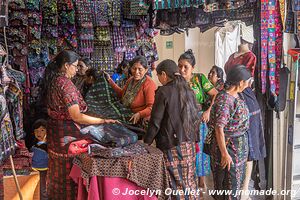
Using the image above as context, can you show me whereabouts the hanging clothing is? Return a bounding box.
[209,91,249,200]
[215,25,241,69]
[224,51,257,77]
[0,87,17,165]
[189,73,214,177]
[5,79,25,140]
[242,88,266,161]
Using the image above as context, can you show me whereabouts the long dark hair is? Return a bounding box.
[178,49,196,67]
[211,65,224,85]
[224,65,251,90]
[156,59,199,138]
[42,50,80,104]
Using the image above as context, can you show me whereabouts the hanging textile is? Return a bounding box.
[6,80,25,140]
[154,0,204,10]
[275,0,283,95]
[92,0,109,26]
[260,0,269,94]
[285,0,294,33]
[215,24,241,69]
[42,0,58,55]
[74,0,94,56]
[57,0,78,51]
[0,87,17,165]
[91,45,114,73]
[268,0,276,96]
[111,26,126,53]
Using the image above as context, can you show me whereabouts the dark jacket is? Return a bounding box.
[144,80,199,151]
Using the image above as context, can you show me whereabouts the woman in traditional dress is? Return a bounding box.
[209,65,251,200]
[107,56,156,125]
[144,59,200,200]
[178,50,218,188]
[208,65,225,92]
[43,50,117,200]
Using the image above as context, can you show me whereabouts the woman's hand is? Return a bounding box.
[201,110,210,123]
[103,71,111,81]
[221,152,233,171]
[130,113,141,124]
[103,119,120,124]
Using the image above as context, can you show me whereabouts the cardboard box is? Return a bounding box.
[4,172,40,200]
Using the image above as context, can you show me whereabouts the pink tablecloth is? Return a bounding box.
[70,165,158,200]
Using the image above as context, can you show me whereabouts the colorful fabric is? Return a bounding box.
[285,0,295,33]
[210,91,249,138]
[196,116,210,177]
[108,0,121,26]
[5,80,25,140]
[279,0,285,26]
[57,0,77,50]
[210,134,248,200]
[92,0,109,26]
[88,142,148,158]
[111,27,126,53]
[154,0,204,10]
[190,73,214,107]
[268,0,277,96]
[84,74,134,122]
[6,68,26,86]
[164,142,199,200]
[2,140,32,174]
[47,150,77,200]
[28,67,45,85]
[0,88,17,165]
[74,0,94,55]
[73,143,170,200]
[275,0,283,95]
[42,0,58,55]
[261,0,269,94]
[91,45,114,73]
[80,124,138,147]
[242,88,266,161]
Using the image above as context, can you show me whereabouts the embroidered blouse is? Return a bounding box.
[210,91,249,138]
[189,73,214,108]
[47,75,87,120]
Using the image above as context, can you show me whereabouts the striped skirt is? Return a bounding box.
[47,150,77,200]
[210,133,249,200]
[164,142,200,200]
